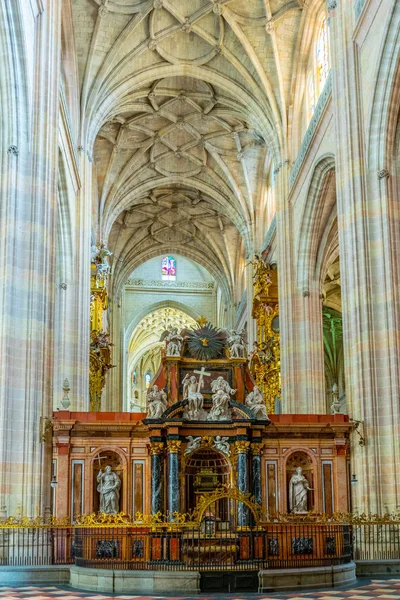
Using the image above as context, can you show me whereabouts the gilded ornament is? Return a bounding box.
[201,436,214,448]
[166,440,181,453]
[234,440,250,454]
[251,442,263,455]
[251,266,281,413]
[193,485,262,524]
[150,441,164,455]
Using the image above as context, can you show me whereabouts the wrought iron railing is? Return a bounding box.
[2,508,400,570]
[0,522,353,570]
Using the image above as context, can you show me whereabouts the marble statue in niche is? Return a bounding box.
[97,465,121,514]
[289,467,313,513]
[245,385,270,420]
[146,385,168,419]
[182,374,207,420]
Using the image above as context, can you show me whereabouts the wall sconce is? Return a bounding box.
[351,473,358,485]
[50,476,58,489]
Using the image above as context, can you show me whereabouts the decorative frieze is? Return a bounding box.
[125,278,214,290]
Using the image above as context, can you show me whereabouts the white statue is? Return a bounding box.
[331,383,341,414]
[182,374,207,420]
[207,389,232,421]
[289,467,313,513]
[92,242,112,284]
[162,327,183,357]
[210,376,236,397]
[185,435,202,455]
[214,435,231,456]
[97,465,121,514]
[227,329,247,358]
[245,385,270,420]
[146,385,168,419]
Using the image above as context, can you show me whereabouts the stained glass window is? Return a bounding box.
[161,255,176,280]
[132,370,137,386]
[316,18,329,93]
[145,372,151,388]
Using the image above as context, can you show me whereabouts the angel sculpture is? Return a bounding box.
[160,327,183,357]
[214,435,231,456]
[185,436,202,455]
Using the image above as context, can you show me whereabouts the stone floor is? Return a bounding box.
[0,579,400,599]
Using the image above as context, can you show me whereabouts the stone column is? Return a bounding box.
[235,441,250,526]
[251,443,263,505]
[274,163,298,412]
[72,151,92,410]
[167,440,181,518]
[150,442,164,515]
[0,0,62,517]
[329,0,400,512]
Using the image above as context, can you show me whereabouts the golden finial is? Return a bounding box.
[197,316,208,327]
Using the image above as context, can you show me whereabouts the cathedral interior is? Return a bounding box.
[0,0,400,595]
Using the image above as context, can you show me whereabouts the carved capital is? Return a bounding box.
[150,442,164,455]
[167,440,181,454]
[251,442,263,455]
[235,440,250,454]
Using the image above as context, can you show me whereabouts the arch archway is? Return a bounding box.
[184,447,232,519]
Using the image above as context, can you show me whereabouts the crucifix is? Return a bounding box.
[193,365,211,393]
[93,453,109,468]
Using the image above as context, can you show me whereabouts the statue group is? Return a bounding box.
[159,325,248,359]
[146,370,269,422]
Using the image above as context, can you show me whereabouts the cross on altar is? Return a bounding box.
[194,365,211,393]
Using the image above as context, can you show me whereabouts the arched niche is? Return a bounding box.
[285,450,315,513]
[90,448,126,514]
[183,448,231,519]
